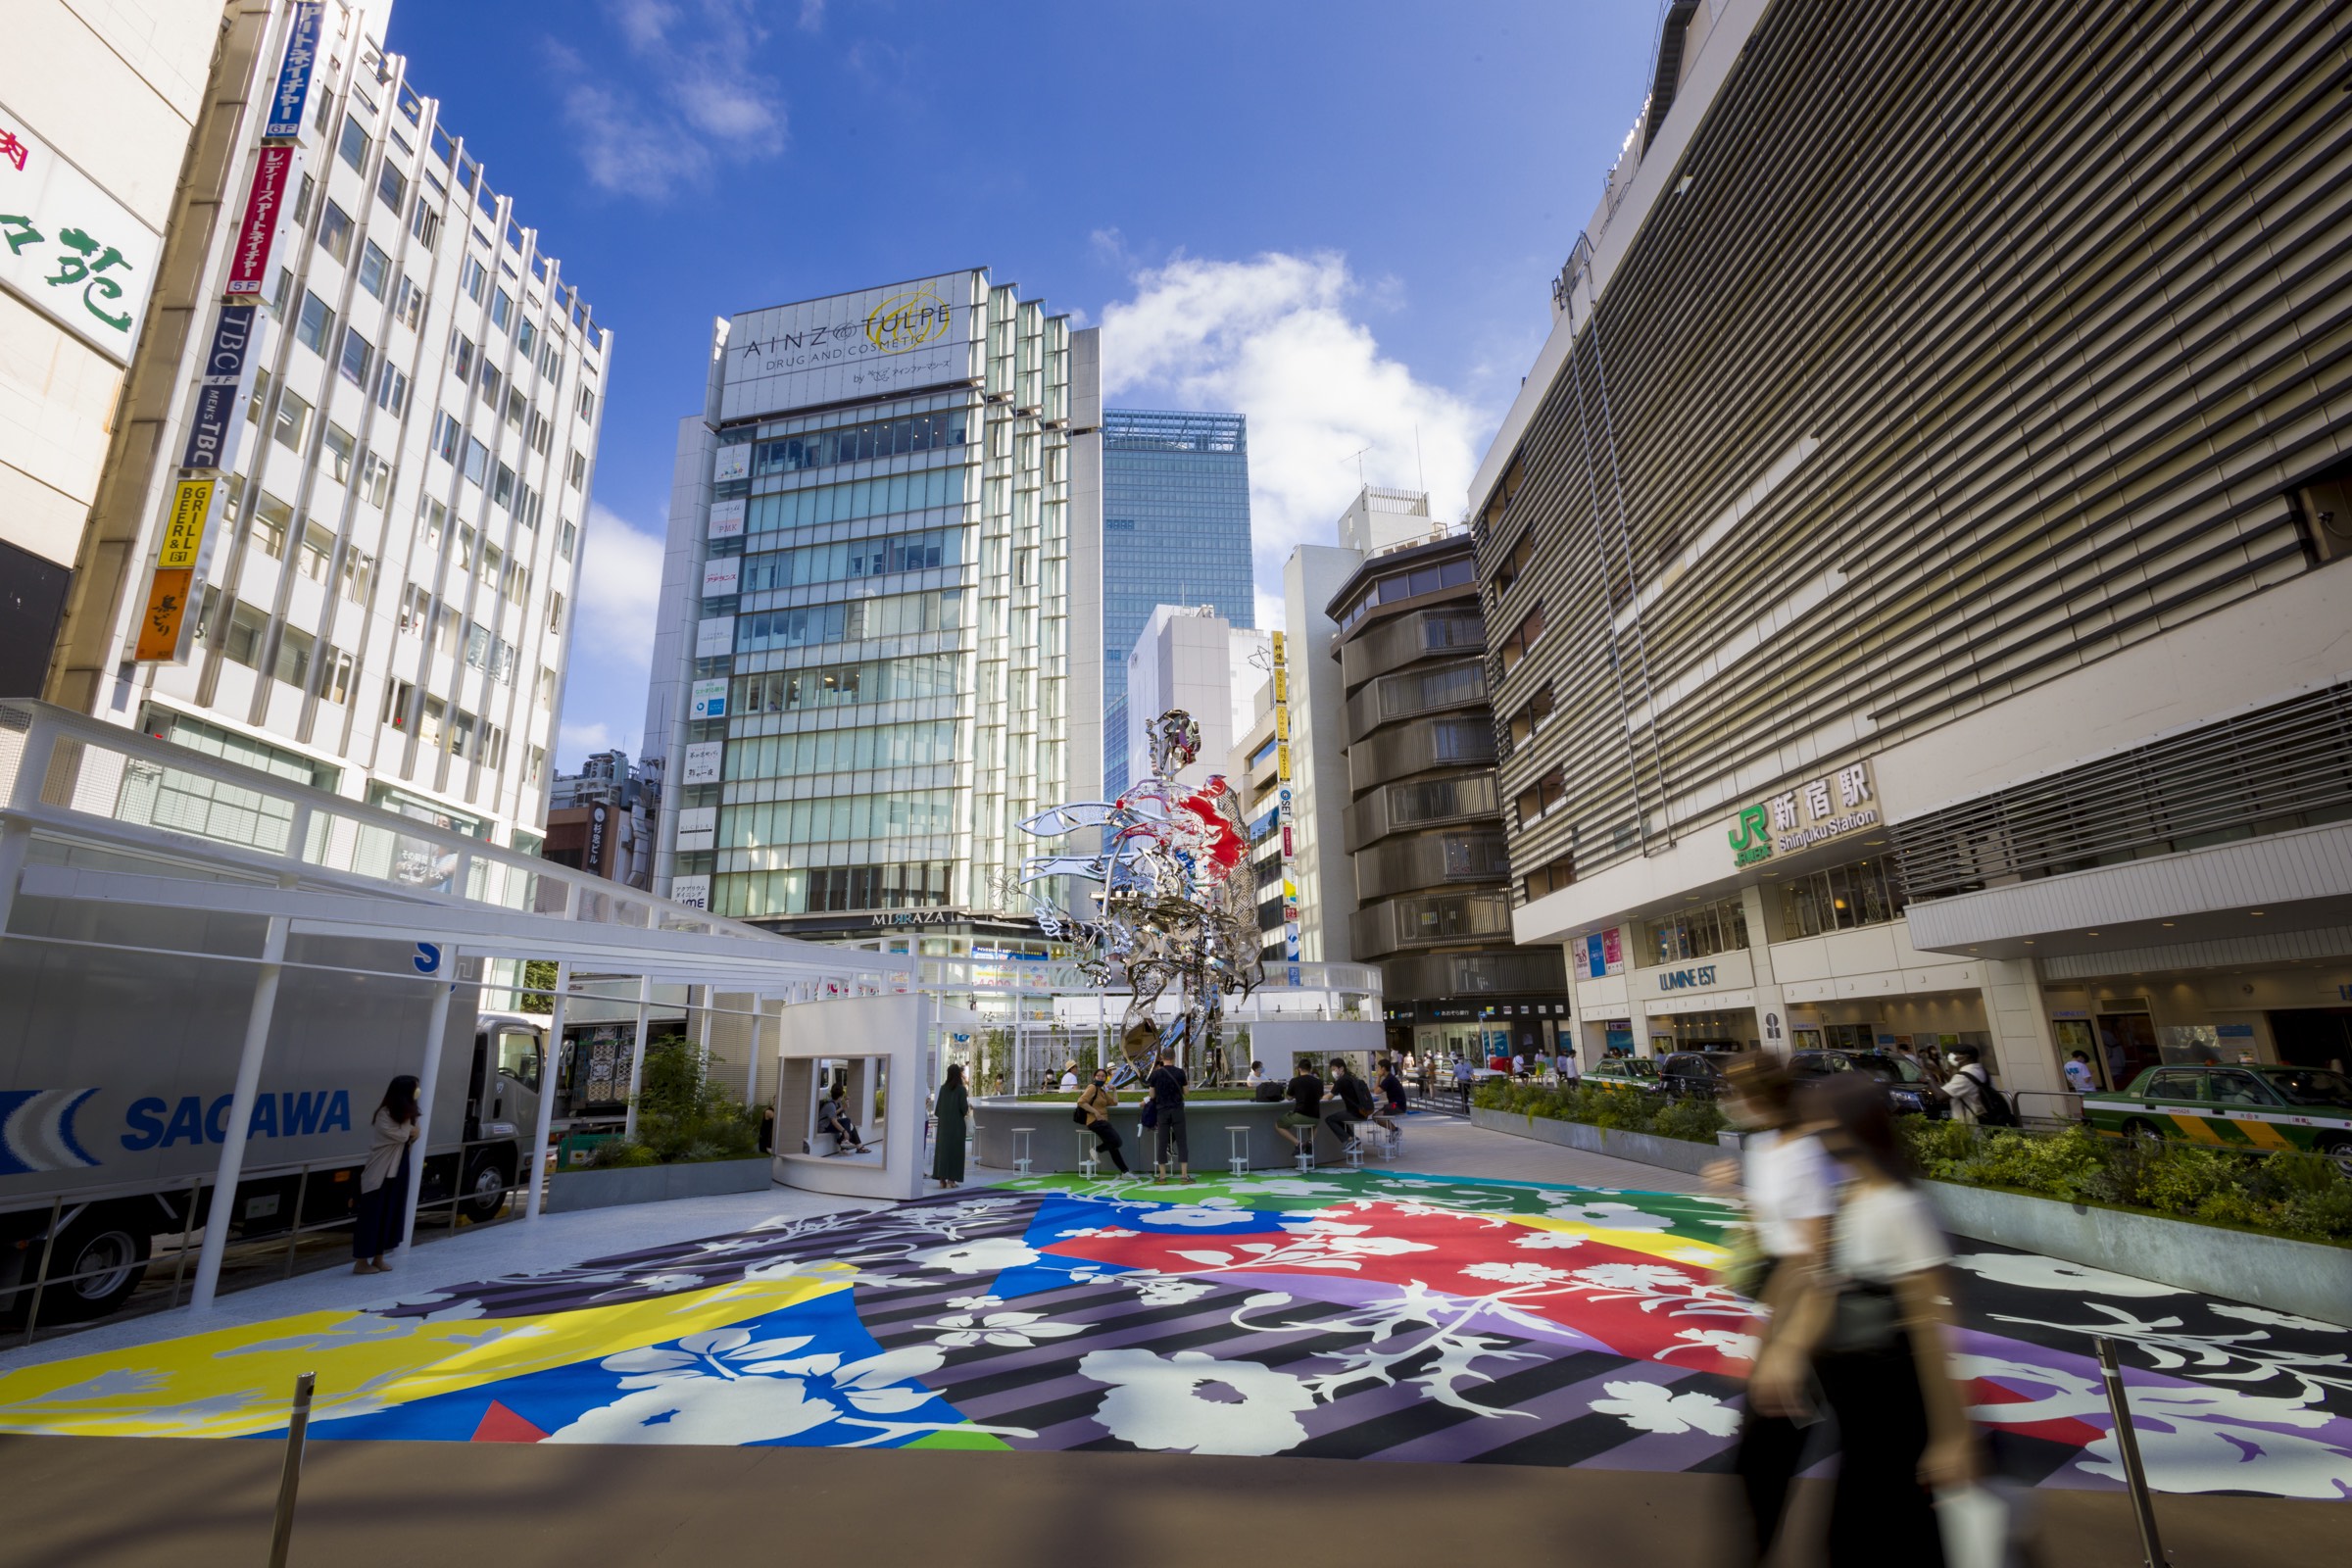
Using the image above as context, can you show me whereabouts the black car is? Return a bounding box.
[1658,1052,1736,1102]
[1790,1050,1946,1118]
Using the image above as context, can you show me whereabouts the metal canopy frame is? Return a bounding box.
[0,699,910,1313]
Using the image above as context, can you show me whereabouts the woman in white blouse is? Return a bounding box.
[352,1075,420,1274]
[1751,1074,1979,1566]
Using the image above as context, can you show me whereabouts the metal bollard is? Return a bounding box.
[267,1371,317,1568]
[2094,1336,2166,1567]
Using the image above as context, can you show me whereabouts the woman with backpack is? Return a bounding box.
[1940,1045,2013,1126]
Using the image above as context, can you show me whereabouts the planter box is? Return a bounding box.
[1926,1181,2352,1329]
[1469,1106,1720,1177]
[545,1155,773,1213]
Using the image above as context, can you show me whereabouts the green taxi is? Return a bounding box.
[1587,1057,1662,1096]
[2082,1063,2352,1177]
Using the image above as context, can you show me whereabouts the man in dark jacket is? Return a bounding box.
[1276,1061,1325,1161]
[1325,1059,1373,1152]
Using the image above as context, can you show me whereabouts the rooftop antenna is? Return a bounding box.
[1341,446,1371,487]
[1415,423,1427,497]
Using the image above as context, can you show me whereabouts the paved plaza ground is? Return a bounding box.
[0,1116,2343,1565]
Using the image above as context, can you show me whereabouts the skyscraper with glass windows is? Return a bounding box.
[1100,410,1252,798]
[645,271,1102,944]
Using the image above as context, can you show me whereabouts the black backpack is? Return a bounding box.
[1974,1070,2019,1127]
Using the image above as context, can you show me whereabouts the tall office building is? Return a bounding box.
[1101,410,1251,798]
[33,0,608,856]
[1482,0,2352,1089]
[3,2,220,694]
[644,271,1102,943]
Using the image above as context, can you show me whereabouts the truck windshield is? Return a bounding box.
[497,1029,542,1091]
[2258,1068,2352,1108]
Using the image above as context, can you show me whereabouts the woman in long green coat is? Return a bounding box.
[931,1063,971,1188]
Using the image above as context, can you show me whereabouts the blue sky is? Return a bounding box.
[380,0,1665,767]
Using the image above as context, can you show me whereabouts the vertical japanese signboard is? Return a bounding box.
[178,304,257,471]
[133,570,196,662]
[1273,630,1301,986]
[224,143,299,297]
[0,101,165,363]
[264,3,325,139]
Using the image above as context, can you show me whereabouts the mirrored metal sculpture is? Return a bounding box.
[1017,709,1263,1084]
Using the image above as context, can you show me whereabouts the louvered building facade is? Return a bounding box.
[1480,0,2352,1096]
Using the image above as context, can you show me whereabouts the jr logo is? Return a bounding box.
[1729,804,1774,867]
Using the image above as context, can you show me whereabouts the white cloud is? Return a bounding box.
[1098,253,1490,635]
[556,504,667,769]
[797,0,826,32]
[549,2,787,199]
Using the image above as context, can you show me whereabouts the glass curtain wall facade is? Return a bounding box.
[652,271,1098,936]
[1101,410,1252,798]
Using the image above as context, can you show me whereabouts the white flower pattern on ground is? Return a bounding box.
[1508,1231,1586,1251]
[1658,1328,1760,1363]
[1592,1379,1740,1437]
[1078,1348,1315,1454]
[1460,1260,1572,1287]
[543,1329,1029,1447]
[917,1302,1087,1349]
[1125,1274,1218,1306]
[1545,1201,1675,1233]
[1952,1252,2184,1297]
[909,1237,1041,1274]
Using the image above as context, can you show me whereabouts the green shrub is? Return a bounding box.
[587,1039,760,1167]
[1474,1074,1725,1145]
[1894,1115,2350,1245]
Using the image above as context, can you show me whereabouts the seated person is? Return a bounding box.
[1276,1064,1326,1156]
[817,1085,868,1154]
[1325,1060,1376,1149]
[1377,1060,1408,1114]
[1250,1060,1285,1102]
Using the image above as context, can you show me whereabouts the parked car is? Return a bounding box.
[1790,1049,1947,1118]
[2082,1063,2352,1177]
[1587,1057,1662,1095]
[1658,1052,1736,1102]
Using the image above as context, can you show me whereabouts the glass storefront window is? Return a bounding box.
[1640,898,1749,964]
[1777,855,1907,938]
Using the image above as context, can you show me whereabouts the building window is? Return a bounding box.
[411,200,439,250]
[294,291,334,355]
[525,745,545,784]
[506,387,526,431]
[337,325,371,387]
[398,583,429,636]
[548,592,564,633]
[273,623,316,688]
[1499,602,1547,671]
[374,364,409,417]
[559,518,576,560]
[451,332,475,381]
[1514,763,1567,828]
[1508,683,1554,746]
[493,462,515,511]
[291,172,315,225]
[464,436,489,486]
[316,200,353,264]
[516,318,536,358]
[567,450,586,490]
[357,240,390,298]
[248,493,292,560]
[337,113,369,173]
[356,450,390,507]
[272,388,312,452]
[221,602,269,668]
[1640,899,1749,965]
[382,678,416,729]
[395,273,425,328]
[1494,527,1536,595]
[375,161,407,216]
[431,410,461,462]
[266,267,293,321]
[576,385,596,421]
[313,87,334,138]
[320,647,355,706]
[491,287,512,332]
[1523,855,1575,903]
[460,255,487,303]
[1777,856,1907,939]
[479,361,503,404]
[296,522,335,581]
[247,367,271,425]
[320,422,357,483]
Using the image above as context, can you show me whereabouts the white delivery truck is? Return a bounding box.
[0,892,547,1325]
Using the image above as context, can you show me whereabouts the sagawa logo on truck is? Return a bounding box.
[122,1090,354,1151]
[0,1088,355,1171]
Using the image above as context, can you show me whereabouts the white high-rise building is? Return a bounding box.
[643,270,1101,942]
[1122,605,1267,793]
[38,0,610,857]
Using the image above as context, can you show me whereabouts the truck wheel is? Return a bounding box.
[2318,1136,2352,1182]
[460,1155,513,1223]
[39,1212,153,1323]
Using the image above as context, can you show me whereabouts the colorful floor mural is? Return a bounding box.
[0,1170,2346,1498]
